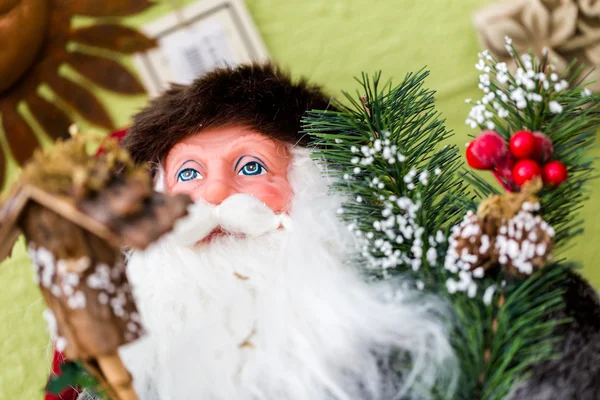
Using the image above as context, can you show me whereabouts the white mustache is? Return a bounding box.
[167,194,290,247]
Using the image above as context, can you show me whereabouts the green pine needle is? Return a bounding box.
[45,361,105,399]
[301,61,591,399]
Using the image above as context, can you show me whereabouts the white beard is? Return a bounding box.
[116,149,456,400]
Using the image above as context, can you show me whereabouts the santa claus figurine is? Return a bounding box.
[62,63,456,399]
[46,61,600,400]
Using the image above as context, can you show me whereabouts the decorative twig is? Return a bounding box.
[361,96,379,139]
[492,170,513,192]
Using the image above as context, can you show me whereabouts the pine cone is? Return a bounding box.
[446,211,499,275]
[447,198,555,279]
[495,202,555,276]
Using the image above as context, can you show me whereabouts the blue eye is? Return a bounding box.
[239,161,267,176]
[177,168,202,182]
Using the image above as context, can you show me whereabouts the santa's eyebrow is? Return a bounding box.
[234,155,267,171]
[174,160,203,178]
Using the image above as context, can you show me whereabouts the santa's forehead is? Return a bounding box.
[165,128,289,163]
[175,127,274,146]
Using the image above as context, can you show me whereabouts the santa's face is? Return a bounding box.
[121,138,455,400]
[163,127,294,213]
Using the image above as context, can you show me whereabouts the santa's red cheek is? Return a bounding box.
[262,193,292,213]
[241,183,292,213]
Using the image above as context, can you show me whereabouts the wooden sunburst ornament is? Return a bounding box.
[0,0,157,189]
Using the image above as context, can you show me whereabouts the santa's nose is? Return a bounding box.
[202,180,236,205]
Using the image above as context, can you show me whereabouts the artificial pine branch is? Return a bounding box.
[304,69,470,279]
[304,69,489,398]
[464,40,599,250]
[457,38,600,398]
[305,70,494,397]
[302,45,595,397]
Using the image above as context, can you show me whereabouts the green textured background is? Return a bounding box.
[2,0,599,398]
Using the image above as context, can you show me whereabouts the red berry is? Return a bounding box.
[512,159,542,187]
[531,131,554,163]
[509,131,536,159]
[466,141,488,169]
[543,161,568,186]
[466,131,509,170]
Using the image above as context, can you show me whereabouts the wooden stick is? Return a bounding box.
[96,352,138,400]
[82,361,118,400]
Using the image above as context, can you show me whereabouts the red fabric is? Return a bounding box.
[45,128,129,400]
[44,348,79,400]
[95,127,128,156]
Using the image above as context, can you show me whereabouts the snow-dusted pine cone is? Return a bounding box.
[446,210,499,276]
[495,201,555,276]
[446,200,555,281]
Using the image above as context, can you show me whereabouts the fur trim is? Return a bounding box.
[122,63,335,174]
[508,271,600,399]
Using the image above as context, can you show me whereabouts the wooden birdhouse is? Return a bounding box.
[0,135,191,399]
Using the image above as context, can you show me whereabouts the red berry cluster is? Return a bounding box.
[466,130,567,191]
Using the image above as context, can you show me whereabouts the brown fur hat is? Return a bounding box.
[122,62,334,170]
